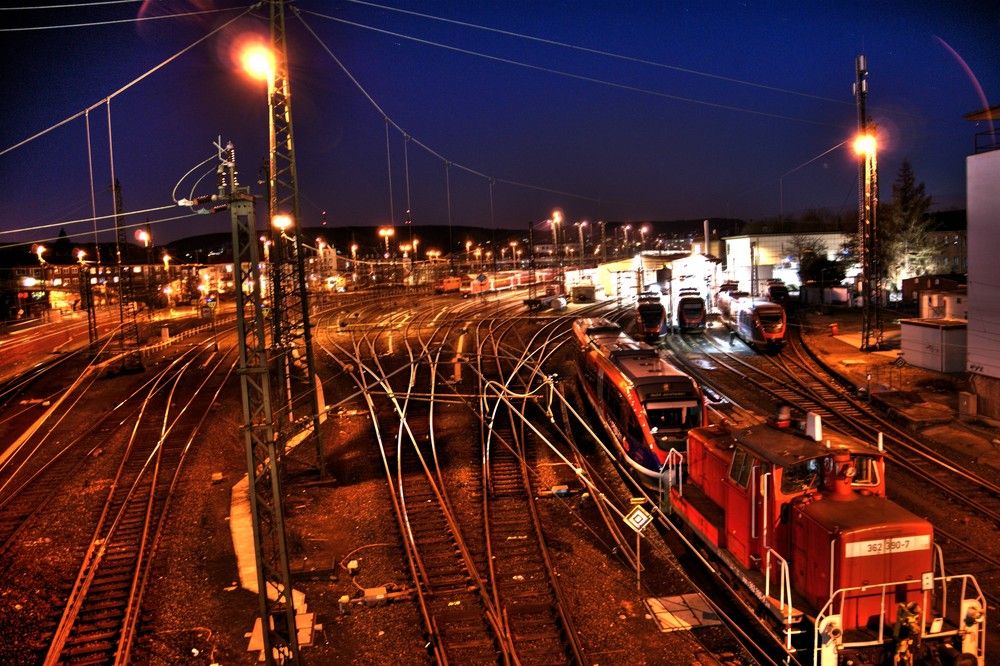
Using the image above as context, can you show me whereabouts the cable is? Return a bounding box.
[300,8,843,129]
[292,9,606,206]
[0,6,253,159]
[1,1,142,9]
[344,0,848,107]
[0,5,242,32]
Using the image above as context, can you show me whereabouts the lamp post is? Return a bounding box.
[33,244,47,319]
[576,221,587,265]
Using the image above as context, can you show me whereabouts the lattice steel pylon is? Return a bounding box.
[854,55,883,351]
[264,0,326,476]
[112,178,143,372]
[222,144,302,665]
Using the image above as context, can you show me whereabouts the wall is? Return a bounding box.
[966,145,1000,418]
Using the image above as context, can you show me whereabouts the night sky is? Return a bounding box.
[1,1,997,255]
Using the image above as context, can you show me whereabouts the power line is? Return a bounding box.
[0,0,143,11]
[293,9,605,206]
[301,8,844,129]
[0,4,242,32]
[343,0,850,107]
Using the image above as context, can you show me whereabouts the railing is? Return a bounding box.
[812,572,986,666]
[764,548,795,651]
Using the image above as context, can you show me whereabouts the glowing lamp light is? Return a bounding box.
[242,44,275,82]
[272,214,293,232]
[853,134,876,156]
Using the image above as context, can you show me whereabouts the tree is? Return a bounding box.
[880,159,933,293]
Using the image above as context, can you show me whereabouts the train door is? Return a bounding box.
[723,448,754,568]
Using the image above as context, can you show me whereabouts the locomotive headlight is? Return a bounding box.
[964,605,985,626]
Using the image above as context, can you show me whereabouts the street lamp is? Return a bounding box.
[640,225,649,252]
[576,221,587,261]
[33,244,48,317]
[378,227,394,257]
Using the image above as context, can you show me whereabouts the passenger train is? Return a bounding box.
[635,293,669,342]
[571,318,706,486]
[726,296,787,352]
[665,408,986,665]
[675,292,707,333]
[442,269,555,298]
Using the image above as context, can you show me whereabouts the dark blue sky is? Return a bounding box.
[1,1,997,253]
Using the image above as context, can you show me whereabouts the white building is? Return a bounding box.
[965,107,1000,419]
[721,231,853,295]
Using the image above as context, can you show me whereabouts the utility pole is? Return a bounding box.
[112,178,142,372]
[220,142,301,665]
[264,0,327,477]
[854,54,883,350]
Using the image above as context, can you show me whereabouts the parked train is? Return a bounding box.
[717,288,749,319]
[765,278,791,306]
[664,408,986,665]
[456,269,556,297]
[433,276,462,294]
[726,296,787,352]
[635,293,669,342]
[675,292,707,333]
[571,318,706,486]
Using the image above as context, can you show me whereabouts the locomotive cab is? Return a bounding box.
[668,412,986,665]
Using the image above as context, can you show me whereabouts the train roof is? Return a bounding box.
[695,421,876,468]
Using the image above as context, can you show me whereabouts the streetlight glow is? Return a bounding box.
[241,44,275,82]
[854,133,876,156]
[272,214,293,232]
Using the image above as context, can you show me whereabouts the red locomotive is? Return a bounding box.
[665,408,986,665]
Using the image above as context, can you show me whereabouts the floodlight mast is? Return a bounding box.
[854,54,883,351]
[222,141,302,665]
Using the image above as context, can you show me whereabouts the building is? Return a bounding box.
[721,231,853,295]
[965,105,1000,419]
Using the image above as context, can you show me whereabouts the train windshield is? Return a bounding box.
[644,400,702,432]
[757,311,784,329]
[780,457,822,494]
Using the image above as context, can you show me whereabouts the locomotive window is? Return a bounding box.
[645,401,701,431]
[757,311,784,326]
[850,455,880,486]
[728,449,752,489]
[780,457,822,494]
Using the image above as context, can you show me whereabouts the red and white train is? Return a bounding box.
[666,408,986,665]
[726,296,787,352]
[453,269,556,298]
[572,317,706,486]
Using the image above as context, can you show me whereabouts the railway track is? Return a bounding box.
[35,344,236,665]
[479,315,588,664]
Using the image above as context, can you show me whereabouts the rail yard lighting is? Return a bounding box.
[379,227,394,257]
[853,132,876,156]
[261,235,272,263]
[350,244,358,261]
[135,229,150,248]
[241,43,276,86]
[272,214,293,234]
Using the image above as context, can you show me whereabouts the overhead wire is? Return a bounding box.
[343,0,849,107]
[291,7,605,206]
[298,7,844,129]
[0,4,242,32]
[0,5,255,244]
